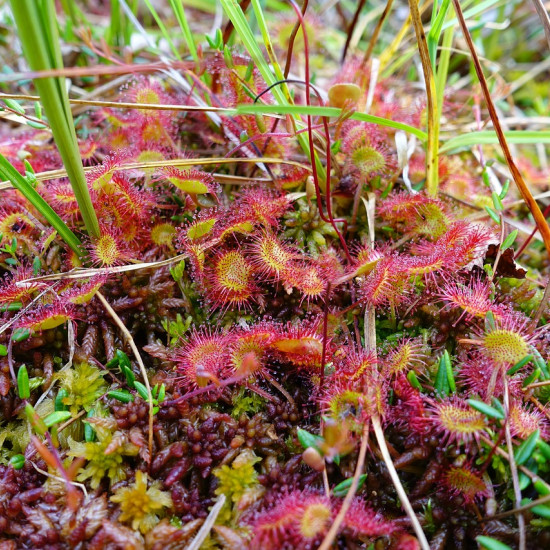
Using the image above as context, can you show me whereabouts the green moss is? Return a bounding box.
[231,387,265,418]
[57,362,107,414]
[68,427,139,489]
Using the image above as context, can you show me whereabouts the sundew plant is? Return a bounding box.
[0,1,550,549]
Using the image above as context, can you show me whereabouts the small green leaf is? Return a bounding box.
[3,97,25,114]
[537,440,550,463]
[205,33,217,48]
[84,409,96,442]
[23,160,34,174]
[444,351,455,393]
[105,355,120,369]
[120,365,135,388]
[531,504,550,519]
[0,344,7,356]
[484,206,500,224]
[158,383,166,403]
[25,120,47,129]
[467,399,504,420]
[500,229,518,251]
[43,410,72,427]
[531,347,550,380]
[24,403,47,436]
[134,381,149,401]
[518,471,531,490]
[169,260,186,282]
[297,428,324,451]
[55,388,69,411]
[108,390,134,403]
[34,101,42,119]
[534,479,550,496]
[116,349,131,370]
[244,61,254,81]
[491,191,504,211]
[523,368,541,388]
[32,256,41,276]
[507,354,533,376]
[333,474,367,497]
[407,370,422,391]
[17,365,30,399]
[515,430,540,466]
[434,353,450,396]
[9,454,25,470]
[12,328,30,342]
[499,180,510,200]
[476,535,513,550]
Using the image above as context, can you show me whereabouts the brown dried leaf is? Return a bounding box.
[100,520,144,550]
[212,525,245,550]
[145,518,202,550]
[60,494,108,540]
[129,427,150,463]
[486,244,527,279]
[104,432,125,455]
[22,505,54,534]
[142,342,170,360]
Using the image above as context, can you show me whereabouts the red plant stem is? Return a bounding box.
[288,0,352,263]
[341,0,367,63]
[284,0,309,78]
[163,373,250,407]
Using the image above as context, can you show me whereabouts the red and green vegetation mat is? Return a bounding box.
[0,0,550,548]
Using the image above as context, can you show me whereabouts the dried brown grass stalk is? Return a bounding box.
[96,291,154,462]
[451,0,550,260]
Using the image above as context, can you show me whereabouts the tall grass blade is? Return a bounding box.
[9,0,100,241]
[167,0,199,63]
[0,155,81,255]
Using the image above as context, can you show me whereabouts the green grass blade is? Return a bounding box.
[441,130,550,152]
[250,0,287,87]
[167,0,198,62]
[442,0,505,32]
[141,0,182,60]
[0,155,81,255]
[233,104,428,141]
[9,0,100,241]
[220,0,326,185]
[427,0,451,70]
